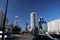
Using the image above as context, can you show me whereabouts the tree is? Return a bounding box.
[12,26,21,34]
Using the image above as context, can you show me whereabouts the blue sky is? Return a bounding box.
[0,0,60,30]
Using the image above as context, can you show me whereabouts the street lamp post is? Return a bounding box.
[2,0,8,40]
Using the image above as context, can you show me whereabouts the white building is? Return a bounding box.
[47,19,60,34]
[27,26,31,32]
[30,12,36,32]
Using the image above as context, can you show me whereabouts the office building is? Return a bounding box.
[30,12,36,33]
[47,19,60,34]
[38,17,47,34]
[27,26,31,32]
[38,17,44,29]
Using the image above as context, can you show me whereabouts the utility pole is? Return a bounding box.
[2,0,8,40]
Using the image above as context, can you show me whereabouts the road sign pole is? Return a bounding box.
[2,0,8,40]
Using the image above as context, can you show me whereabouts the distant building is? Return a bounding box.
[47,19,60,34]
[13,16,21,28]
[38,17,44,29]
[0,9,8,30]
[0,9,5,27]
[25,22,28,31]
[5,18,8,28]
[30,12,36,33]
[27,26,31,32]
[38,17,47,34]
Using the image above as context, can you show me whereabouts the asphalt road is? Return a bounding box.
[0,34,60,40]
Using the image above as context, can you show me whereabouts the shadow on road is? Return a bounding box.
[33,35,53,40]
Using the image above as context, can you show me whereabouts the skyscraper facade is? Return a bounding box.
[38,17,44,29]
[38,17,47,34]
[30,12,36,33]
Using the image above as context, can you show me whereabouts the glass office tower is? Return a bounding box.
[38,17,47,34]
[30,12,36,34]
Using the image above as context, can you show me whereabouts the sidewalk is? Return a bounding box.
[10,34,34,38]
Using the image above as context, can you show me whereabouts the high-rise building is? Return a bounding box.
[38,17,47,34]
[38,17,44,29]
[30,12,36,33]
